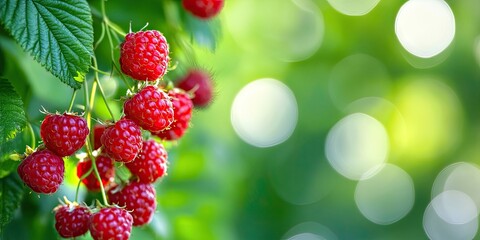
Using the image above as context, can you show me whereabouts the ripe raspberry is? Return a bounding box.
[108,182,157,226]
[154,89,193,141]
[124,85,174,132]
[89,207,133,240]
[182,0,224,19]
[76,155,115,191]
[101,118,143,163]
[54,203,91,238]
[120,30,169,81]
[40,113,89,157]
[177,69,214,107]
[126,140,168,183]
[17,149,64,194]
[93,124,106,150]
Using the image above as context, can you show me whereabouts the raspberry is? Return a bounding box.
[40,113,89,157]
[126,140,168,183]
[154,89,193,141]
[93,124,106,150]
[124,85,174,133]
[17,149,64,194]
[89,207,133,240]
[177,69,214,107]
[76,155,115,191]
[101,118,143,163]
[182,0,224,20]
[120,30,169,81]
[54,203,91,238]
[108,182,157,226]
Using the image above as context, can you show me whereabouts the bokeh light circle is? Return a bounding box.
[395,0,455,58]
[431,190,478,225]
[231,78,298,148]
[355,164,415,225]
[288,233,325,240]
[329,54,391,110]
[475,37,480,67]
[325,113,389,180]
[432,162,480,213]
[393,77,463,161]
[326,0,380,16]
[225,0,324,62]
[345,97,408,158]
[269,153,335,205]
[424,197,478,240]
[282,222,338,240]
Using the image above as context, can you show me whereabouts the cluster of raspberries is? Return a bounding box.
[16,28,215,240]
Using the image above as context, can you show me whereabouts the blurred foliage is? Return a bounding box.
[1,0,480,239]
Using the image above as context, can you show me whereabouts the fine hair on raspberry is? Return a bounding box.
[126,140,168,183]
[100,118,143,163]
[120,30,170,81]
[17,149,65,194]
[40,113,89,157]
[123,85,174,133]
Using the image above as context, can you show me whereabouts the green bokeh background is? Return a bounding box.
[2,0,480,239]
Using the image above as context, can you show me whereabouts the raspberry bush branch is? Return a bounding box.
[3,0,224,239]
[67,90,78,113]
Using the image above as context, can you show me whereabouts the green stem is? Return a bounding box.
[74,165,93,202]
[83,80,92,131]
[68,90,77,112]
[92,56,116,121]
[88,80,98,146]
[91,66,110,75]
[112,62,133,90]
[105,21,133,90]
[85,142,109,206]
[94,21,106,50]
[26,122,36,149]
[101,0,126,37]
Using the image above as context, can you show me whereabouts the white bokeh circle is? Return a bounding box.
[231,78,298,148]
[327,0,380,16]
[395,0,455,58]
[355,164,415,225]
[325,113,389,180]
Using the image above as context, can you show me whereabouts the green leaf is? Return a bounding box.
[0,78,26,144]
[0,0,94,89]
[186,15,221,52]
[0,173,24,228]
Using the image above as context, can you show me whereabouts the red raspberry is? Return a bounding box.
[76,155,115,191]
[154,89,193,141]
[89,207,133,240]
[17,149,64,194]
[126,140,168,183]
[101,118,143,163]
[108,182,157,226]
[124,85,174,133]
[182,0,224,20]
[40,113,89,157]
[177,69,214,107]
[120,30,169,81]
[93,124,106,150]
[54,203,91,238]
